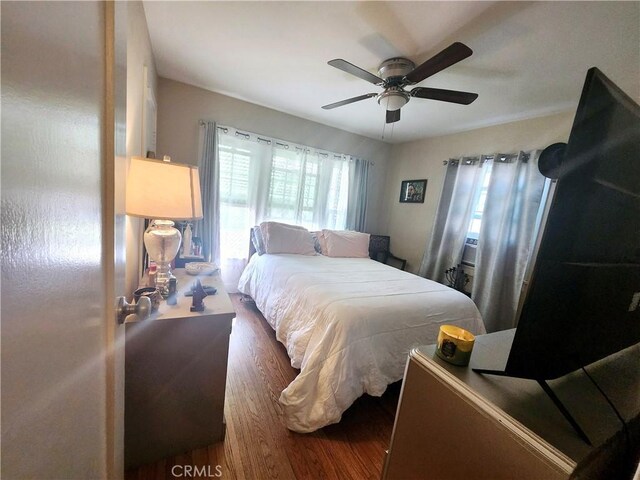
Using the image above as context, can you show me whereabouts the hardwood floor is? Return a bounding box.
[126,294,401,480]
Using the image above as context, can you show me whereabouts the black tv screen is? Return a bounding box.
[505,67,640,380]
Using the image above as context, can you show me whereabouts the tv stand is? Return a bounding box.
[472,367,592,446]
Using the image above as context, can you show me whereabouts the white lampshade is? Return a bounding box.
[378,91,409,111]
[126,156,203,220]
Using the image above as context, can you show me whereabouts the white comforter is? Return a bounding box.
[237,254,485,432]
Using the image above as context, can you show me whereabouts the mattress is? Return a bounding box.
[237,253,485,432]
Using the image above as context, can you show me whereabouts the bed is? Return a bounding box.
[237,238,485,433]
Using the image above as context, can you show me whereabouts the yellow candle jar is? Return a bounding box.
[435,325,476,366]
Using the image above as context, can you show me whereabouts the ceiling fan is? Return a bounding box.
[322,42,478,124]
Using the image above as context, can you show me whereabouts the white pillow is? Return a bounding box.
[260,221,316,255]
[261,221,306,232]
[322,230,370,258]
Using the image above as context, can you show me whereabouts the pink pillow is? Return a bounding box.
[321,230,370,258]
[260,222,316,255]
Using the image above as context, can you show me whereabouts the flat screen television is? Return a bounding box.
[474,67,640,381]
[473,67,640,444]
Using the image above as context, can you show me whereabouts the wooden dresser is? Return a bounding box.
[124,269,235,469]
[383,330,640,479]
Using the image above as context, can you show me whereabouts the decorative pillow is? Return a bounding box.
[310,231,323,254]
[251,226,266,255]
[260,221,316,255]
[316,230,329,255]
[322,230,370,258]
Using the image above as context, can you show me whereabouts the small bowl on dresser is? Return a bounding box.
[185,262,219,276]
[133,287,162,312]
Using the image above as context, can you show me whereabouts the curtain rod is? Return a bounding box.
[443,151,531,166]
[201,121,375,165]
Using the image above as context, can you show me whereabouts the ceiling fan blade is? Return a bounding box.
[386,109,401,124]
[328,59,384,85]
[404,42,473,84]
[410,87,478,105]
[322,93,378,110]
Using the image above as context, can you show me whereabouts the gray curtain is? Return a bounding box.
[346,157,370,231]
[419,158,483,283]
[472,150,545,332]
[197,121,220,265]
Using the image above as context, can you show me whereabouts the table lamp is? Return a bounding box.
[126,156,203,291]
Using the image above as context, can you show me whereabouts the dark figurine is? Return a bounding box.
[166,277,177,306]
[190,279,208,312]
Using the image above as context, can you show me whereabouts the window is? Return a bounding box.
[218,144,250,205]
[267,148,311,224]
[218,142,257,260]
[217,127,350,261]
[325,158,349,229]
[467,162,493,240]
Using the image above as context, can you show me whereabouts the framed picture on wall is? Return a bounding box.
[399,179,427,203]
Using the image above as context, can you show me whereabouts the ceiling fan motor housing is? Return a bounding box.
[377,58,415,111]
[378,57,416,83]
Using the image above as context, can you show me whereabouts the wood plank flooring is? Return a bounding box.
[126,294,401,480]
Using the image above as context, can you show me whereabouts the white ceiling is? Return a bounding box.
[143,1,640,144]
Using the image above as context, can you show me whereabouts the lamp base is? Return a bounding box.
[155,271,175,297]
[144,220,181,296]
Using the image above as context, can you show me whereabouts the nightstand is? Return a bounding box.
[124,269,235,469]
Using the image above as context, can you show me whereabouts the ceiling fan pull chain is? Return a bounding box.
[381,118,387,140]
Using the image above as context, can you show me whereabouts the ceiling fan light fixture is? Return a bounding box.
[378,90,409,111]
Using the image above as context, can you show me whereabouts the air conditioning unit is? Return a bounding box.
[462,242,477,266]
